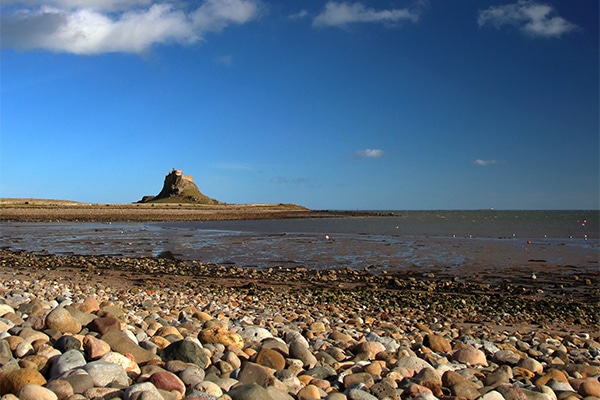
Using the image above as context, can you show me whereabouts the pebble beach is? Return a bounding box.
[0,248,599,400]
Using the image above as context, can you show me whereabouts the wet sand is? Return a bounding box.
[1,249,598,328]
[1,203,598,329]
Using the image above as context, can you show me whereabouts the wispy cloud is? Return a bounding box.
[474,159,501,167]
[215,54,233,66]
[1,0,152,12]
[477,0,579,38]
[271,176,309,184]
[0,0,261,54]
[313,1,423,28]
[288,9,308,21]
[356,148,384,158]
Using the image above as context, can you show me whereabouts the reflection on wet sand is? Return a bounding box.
[1,214,597,280]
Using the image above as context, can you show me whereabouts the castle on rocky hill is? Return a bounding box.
[138,168,220,204]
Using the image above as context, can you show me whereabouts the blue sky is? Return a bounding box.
[1,0,598,210]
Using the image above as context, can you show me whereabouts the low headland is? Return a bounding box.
[0,198,388,222]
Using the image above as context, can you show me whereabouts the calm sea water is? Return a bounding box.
[1,210,598,274]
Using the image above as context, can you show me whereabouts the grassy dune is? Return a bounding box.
[0,198,89,206]
[0,198,324,222]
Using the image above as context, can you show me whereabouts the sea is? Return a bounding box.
[1,210,598,275]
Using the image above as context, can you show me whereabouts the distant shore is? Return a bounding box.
[0,198,391,222]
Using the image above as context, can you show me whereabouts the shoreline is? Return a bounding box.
[1,249,597,330]
[1,204,597,332]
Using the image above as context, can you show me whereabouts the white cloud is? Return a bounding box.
[191,0,260,33]
[313,1,422,28]
[1,0,152,12]
[356,148,384,158]
[288,9,308,20]
[1,0,261,54]
[477,0,579,38]
[474,159,500,167]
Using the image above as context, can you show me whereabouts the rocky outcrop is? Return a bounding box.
[139,169,220,204]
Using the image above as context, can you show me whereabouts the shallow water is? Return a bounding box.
[1,210,598,274]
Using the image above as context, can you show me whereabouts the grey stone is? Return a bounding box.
[326,394,349,400]
[343,373,375,390]
[370,380,401,400]
[274,369,302,395]
[304,365,337,379]
[237,361,275,386]
[457,335,479,347]
[413,367,442,386]
[366,331,400,352]
[123,382,164,400]
[228,383,275,400]
[479,390,506,400]
[0,318,15,330]
[265,386,295,400]
[285,330,309,347]
[82,360,129,387]
[518,358,543,374]
[484,365,513,387]
[289,338,317,368]
[183,391,219,400]
[493,350,521,365]
[0,339,14,362]
[83,387,124,400]
[261,338,289,357]
[50,349,87,378]
[58,369,95,394]
[496,384,528,400]
[520,388,553,400]
[482,340,501,354]
[45,379,74,400]
[64,306,96,326]
[347,387,378,400]
[411,394,440,400]
[160,340,209,369]
[546,380,574,392]
[316,350,339,366]
[394,356,433,374]
[178,366,206,387]
[53,335,82,353]
[239,326,273,343]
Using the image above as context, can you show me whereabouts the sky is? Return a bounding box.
[0,0,598,210]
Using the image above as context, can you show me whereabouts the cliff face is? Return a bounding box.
[139,169,220,204]
[155,169,196,199]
